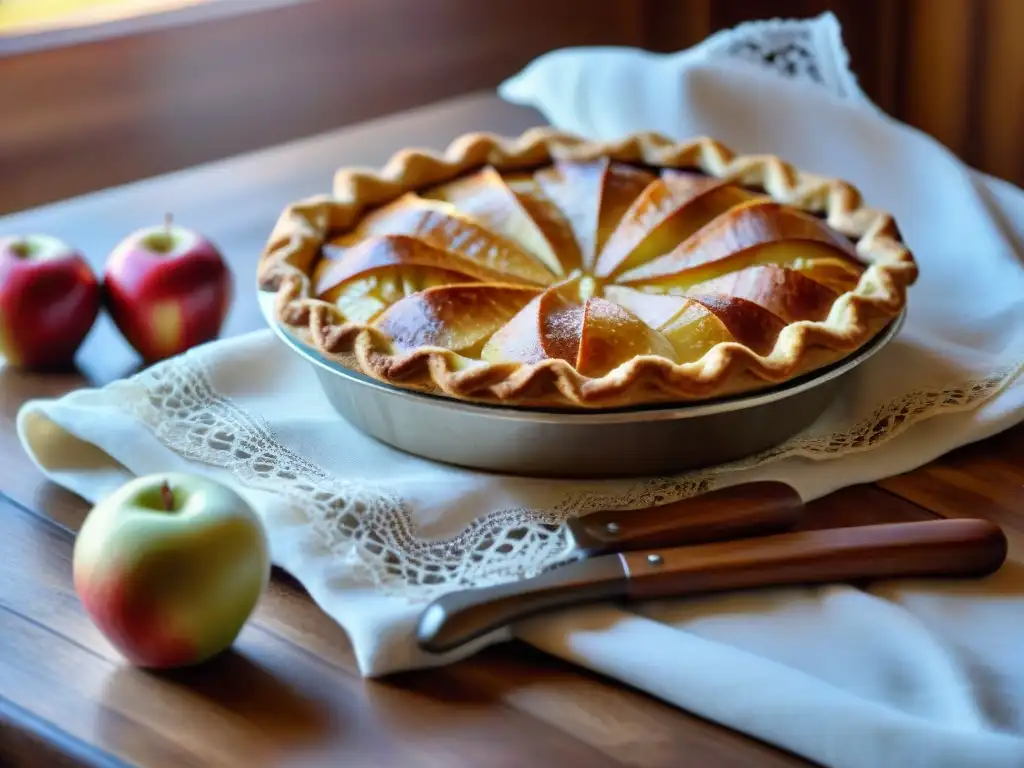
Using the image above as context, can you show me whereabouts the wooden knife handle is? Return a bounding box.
[567,481,804,557]
[417,518,1006,655]
[624,518,1008,599]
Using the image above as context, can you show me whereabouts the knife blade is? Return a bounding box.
[417,517,1008,655]
[557,480,805,563]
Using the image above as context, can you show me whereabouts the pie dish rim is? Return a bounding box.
[255,127,918,410]
[256,287,904,476]
[258,287,905,421]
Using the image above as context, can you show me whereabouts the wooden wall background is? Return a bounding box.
[2,0,1022,214]
[655,0,1024,188]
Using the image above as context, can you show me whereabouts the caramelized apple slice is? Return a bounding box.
[619,200,861,286]
[505,161,657,275]
[625,241,865,297]
[595,162,659,260]
[594,175,758,278]
[330,271,470,324]
[423,167,564,276]
[657,299,737,363]
[575,298,676,376]
[327,194,556,285]
[597,287,787,364]
[316,234,511,297]
[686,294,787,356]
[604,286,736,364]
[789,256,864,294]
[602,285,690,330]
[688,265,841,323]
[373,283,541,355]
[533,160,607,272]
[481,282,585,365]
[504,172,584,274]
[315,236,495,323]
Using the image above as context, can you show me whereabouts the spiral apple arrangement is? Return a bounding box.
[0,215,233,370]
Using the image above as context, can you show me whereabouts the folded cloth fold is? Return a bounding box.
[14,12,1024,768]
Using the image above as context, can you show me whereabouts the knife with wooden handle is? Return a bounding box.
[417,518,1008,654]
[562,480,804,558]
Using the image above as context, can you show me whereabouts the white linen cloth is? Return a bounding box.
[14,12,1024,768]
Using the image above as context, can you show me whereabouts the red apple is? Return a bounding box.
[73,472,271,668]
[103,216,233,363]
[0,234,101,370]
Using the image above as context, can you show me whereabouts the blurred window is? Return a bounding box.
[0,0,212,35]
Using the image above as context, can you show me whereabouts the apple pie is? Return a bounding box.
[257,129,917,409]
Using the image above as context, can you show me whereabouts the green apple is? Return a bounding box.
[73,472,271,668]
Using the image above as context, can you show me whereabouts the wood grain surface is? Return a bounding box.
[1,92,1022,768]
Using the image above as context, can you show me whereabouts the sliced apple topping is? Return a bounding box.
[618,200,863,287]
[423,167,565,277]
[481,285,677,376]
[687,264,841,323]
[373,283,541,355]
[334,271,468,324]
[307,159,872,379]
[686,294,787,357]
[594,175,758,279]
[575,297,677,377]
[541,289,589,363]
[605,286,784,362]
[504,160,658,275]
[315,235,495,323]
[315,234,505,295]
[657,300,737,363]
[504,171,585,275]
[532,159,608,272]
[788,256,864,294]
[595,162,658,261]
[610,286,786,359]
[604,286,734,364]
[602,285,690,330]
[325,193,556,286]
[481,282,585,365]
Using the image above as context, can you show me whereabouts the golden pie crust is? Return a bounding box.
[257,128,917,409]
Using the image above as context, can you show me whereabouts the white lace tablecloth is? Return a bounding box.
[14,12,1024,768]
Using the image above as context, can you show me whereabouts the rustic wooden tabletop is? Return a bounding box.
[1,92,1021,768]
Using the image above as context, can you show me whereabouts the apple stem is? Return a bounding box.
[165,213,173,232]
[161,481,175,512]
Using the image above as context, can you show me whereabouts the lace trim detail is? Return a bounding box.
[105,346,1023,602]
[720,365,1022,467]
[699,12,864,104]
[725,31,823,84]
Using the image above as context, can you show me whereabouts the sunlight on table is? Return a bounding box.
[0,0,212,35]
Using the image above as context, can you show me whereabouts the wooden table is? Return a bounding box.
[1,91,1022,768]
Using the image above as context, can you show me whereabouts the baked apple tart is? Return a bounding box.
[258,129,916,409]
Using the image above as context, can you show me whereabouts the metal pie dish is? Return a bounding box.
[258,289,904,478]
